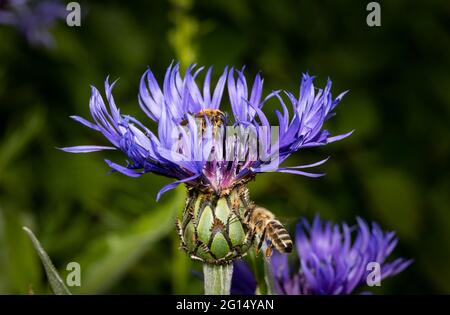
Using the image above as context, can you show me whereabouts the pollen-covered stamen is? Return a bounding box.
[184,109,261,193]
[179,108,248,193]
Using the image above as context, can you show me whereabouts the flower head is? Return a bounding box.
[232,216,412,295]
[0,0,66,47]
[62,63,351,201]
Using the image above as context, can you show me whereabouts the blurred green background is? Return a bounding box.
[0,0,449,294]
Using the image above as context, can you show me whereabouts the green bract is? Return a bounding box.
[177,185,250,264]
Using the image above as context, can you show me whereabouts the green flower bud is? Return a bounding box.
[177,185,251,264]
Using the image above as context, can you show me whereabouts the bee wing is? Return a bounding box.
[275,216,297,227]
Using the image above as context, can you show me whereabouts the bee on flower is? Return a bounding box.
[61,63,352,264]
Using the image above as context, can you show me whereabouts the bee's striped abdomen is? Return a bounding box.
[267,220,293,253]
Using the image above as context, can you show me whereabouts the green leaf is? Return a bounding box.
[0,108,44,176]
[23,227,71,295]
[72,187,185,294]
[0,208,41,294]
[247,249,267,295]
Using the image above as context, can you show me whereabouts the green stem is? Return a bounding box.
[203,263,233,295]
[264,257,276,295]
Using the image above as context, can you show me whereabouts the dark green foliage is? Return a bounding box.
[0,0,449,294]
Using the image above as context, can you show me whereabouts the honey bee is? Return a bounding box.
[195,108,225,119]
[243,205,293,257]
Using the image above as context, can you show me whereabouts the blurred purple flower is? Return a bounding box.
[232,216,412,295]
[62,63,351,200]
[0,0,66,47]
[231,260,257,295]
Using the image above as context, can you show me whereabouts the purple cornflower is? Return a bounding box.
[231,260,257,295]
[0,0,65,47]
[62,63,352,200]
[232,216,412,295]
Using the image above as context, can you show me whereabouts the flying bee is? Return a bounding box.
[243,205,293,257]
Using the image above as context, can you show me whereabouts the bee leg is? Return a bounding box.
[265,243,274,258]
[244,227,256,247]
[256,228,267,254]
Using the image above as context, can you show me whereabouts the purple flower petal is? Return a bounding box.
[59,145,117,153]
[63,63,352,200]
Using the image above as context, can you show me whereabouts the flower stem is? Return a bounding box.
[264,258,276,295]
[203,263,233,295]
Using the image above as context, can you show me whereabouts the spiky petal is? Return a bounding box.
[62,64,351,200]
[231,216,412,295]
